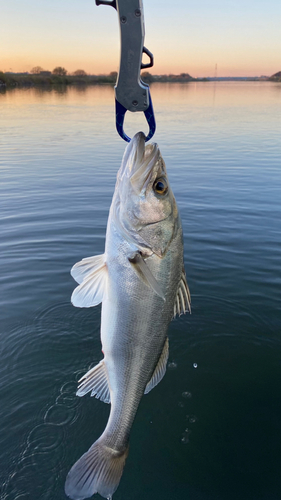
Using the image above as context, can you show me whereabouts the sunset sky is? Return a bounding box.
[1,0,280,78]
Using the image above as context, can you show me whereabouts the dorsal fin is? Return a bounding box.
[76,359,111,404]
[144,337,169,394]
[70,254,107,308]
[173,268,191,317]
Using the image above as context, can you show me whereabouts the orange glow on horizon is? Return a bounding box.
[1,0,280,79]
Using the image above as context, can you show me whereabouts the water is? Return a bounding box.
[1,82,281,500]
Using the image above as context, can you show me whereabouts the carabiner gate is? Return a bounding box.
[115,89,155,143]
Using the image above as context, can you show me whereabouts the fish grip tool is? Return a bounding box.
[95,0,156,142]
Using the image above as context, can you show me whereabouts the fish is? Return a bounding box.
[65,131,191,500]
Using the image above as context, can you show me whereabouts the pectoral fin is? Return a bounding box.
[174,268,191,317]
[144,337,169,394]
[128,252,165,301]
[76,359,111,404]
[71,256,107,308]
[71,254,105,284]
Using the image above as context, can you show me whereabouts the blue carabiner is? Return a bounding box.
[115,89,156,143]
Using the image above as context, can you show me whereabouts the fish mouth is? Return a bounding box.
[129,134,160,193]
[118,132,146,181]
[118,132,160,194]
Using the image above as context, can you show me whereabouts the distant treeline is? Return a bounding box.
[0,66,280,89]
[141,72,199,82]
[0,68,119,89]
[0,66,202,89]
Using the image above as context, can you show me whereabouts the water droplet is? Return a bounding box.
[189,415,197,423]
[182,391,192,399]
[178,401,184,408]
[168,361,177,370]
[193,363,198,368]
[181,435,189,444]
[181,428,191,444]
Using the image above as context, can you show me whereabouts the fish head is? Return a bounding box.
[114,132,179,257]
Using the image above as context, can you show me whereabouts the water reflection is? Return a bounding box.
[1,80,280,105]
[1,82,281,500]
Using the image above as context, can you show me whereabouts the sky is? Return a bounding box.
[1,0,280,78]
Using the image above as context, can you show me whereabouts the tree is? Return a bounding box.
[73,69,87,76]
[141,71,153,83]
[52,66,67,76]
[31,66,44,74]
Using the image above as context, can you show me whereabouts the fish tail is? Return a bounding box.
[65,437,129,500]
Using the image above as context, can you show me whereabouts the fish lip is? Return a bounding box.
[129,143,159,189]
[118,132,146,182]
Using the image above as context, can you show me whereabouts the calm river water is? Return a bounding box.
[1,82,281,500]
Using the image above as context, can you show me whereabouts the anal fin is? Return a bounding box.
[77,359,111,404]
[144,337,169,394]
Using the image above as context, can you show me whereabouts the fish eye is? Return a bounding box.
[153,177,168,195]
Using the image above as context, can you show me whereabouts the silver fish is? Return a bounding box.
[65,132,191,500]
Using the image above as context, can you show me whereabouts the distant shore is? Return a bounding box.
[1,70,280,90]
[0,72,118,89]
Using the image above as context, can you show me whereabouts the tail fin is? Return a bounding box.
[65,438,129,500]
